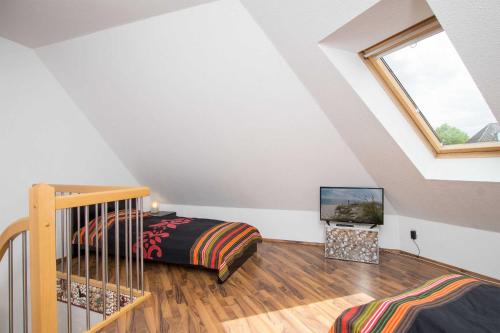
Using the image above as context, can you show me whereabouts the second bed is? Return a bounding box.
[73,208,262,283]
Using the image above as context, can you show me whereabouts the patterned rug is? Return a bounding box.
[56,278,136,316]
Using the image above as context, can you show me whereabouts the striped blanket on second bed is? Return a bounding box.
[331,274,500,333]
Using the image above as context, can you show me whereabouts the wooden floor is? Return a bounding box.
[94,241,455,333]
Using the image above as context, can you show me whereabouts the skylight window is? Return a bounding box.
[362,17,500,156]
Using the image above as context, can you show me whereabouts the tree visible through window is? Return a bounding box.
[434,124,469,145]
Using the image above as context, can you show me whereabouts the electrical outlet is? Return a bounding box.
[410,230,417,240]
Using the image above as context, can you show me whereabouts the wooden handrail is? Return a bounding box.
[0,217,29,261]
[55,186,150,209]
[49,184,128,193]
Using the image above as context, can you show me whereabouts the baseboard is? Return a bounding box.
[262,239,500,285]
[382,249,500,285]
[262,238,324,247]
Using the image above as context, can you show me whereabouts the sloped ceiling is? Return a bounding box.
[24,0,500,232]
[0,0,215,47]
[240,0,500,232]
[36,0,380,212]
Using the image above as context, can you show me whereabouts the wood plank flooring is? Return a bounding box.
[86,241,456,332]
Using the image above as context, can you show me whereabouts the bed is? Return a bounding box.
[331,274,500,333]
[72,208,262,283]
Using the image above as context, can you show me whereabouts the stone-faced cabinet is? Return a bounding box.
[325,225,379,264]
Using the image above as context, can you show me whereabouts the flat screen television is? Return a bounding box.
[320,187,384,225]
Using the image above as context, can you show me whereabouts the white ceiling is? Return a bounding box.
[4,0,499,232]
[0,0,215,47]
[36,0,381,212]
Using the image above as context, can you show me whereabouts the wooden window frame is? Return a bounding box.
[361,16,500,158]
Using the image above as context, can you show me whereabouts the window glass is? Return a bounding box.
[382,31,498,145]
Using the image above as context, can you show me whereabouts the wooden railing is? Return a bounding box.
[0,217,29,333]
[1,183,154,333]
[0,217,29,261]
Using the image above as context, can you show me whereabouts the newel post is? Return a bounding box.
[29,184,57,333]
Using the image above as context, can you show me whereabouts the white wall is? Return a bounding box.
[36,0,388,214]
[162,202,500,279]
[0,37,137,332]
[398,216,500,279]
[160,203,400,249]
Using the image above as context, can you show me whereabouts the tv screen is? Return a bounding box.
[320,187,384,225]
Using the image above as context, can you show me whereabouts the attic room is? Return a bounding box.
[1,0,499,332]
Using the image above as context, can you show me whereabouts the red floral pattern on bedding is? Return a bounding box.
[132,217,192,259]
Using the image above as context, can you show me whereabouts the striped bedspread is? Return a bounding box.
[189,221,261,281]
[73,210,262,282]
[331,274,500,333]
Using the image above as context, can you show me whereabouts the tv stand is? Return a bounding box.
[325,223,379,264]
[336,223,354,228]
